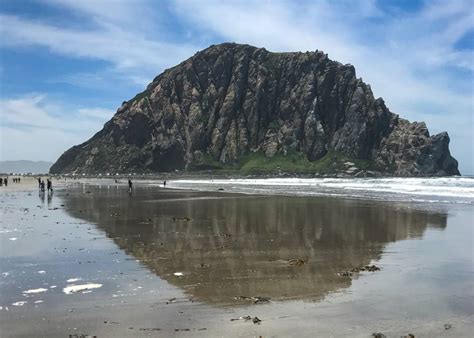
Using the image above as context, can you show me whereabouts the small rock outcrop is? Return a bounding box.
[50,43,459,176]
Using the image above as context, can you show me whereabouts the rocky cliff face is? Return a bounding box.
[50,43,459,176]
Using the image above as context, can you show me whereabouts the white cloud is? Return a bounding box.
[0,0,472,173]
[78,107,116,120]
[0,9,198,84]
[41,0,154,28]
[52,68,150,92]
[0,94,114,161]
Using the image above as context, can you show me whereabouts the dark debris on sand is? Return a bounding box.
[288,256,308,266]
[172,216,191,221]
[139,327,161,331]
[230,315,262,324]
[373,332,415,338]
[339,265,381,278]
[233,296,271,304]
[372,333,386,338]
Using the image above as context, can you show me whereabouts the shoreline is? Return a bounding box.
[2,176,471,208]
[2,170,468,180]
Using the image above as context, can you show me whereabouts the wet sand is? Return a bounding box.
[0,180,473,337]
[0,176,43,192]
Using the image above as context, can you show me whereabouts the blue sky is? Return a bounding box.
[0,0,473,174]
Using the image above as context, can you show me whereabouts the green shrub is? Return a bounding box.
[194,150,379,175]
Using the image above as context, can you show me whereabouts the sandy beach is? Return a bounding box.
[0,178,473,337]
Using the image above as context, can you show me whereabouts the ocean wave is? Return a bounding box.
[167,177,474,204]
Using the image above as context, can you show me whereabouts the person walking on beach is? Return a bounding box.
[4,177,7,187]
[40,180,45,192]
[0,178,3,187]
[163,180,167,187]
[38,177,42,189]
[128,179,133,194]
[47,178,52,192]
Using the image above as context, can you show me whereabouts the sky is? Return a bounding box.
[0,0,473,174]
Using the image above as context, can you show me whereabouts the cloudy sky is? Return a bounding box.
[0,0,473,173]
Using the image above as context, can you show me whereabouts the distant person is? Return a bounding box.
[163,180,167,187]
[4,178,7,187]
[18,177,21,183]
[40,180,45,192]
[0,178,3,187]
[38,177,42,189]
[128,179,133,194]
[47,179,52,192]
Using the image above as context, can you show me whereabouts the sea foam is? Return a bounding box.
[166,177,474,204]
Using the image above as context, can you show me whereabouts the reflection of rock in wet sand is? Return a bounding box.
[62,186,447,305]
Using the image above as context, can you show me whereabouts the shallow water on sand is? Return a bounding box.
[0,180,473,337]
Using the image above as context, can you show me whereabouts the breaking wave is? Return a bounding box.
[167,177,474,204]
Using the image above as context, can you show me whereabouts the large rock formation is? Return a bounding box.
[50,43,459,176]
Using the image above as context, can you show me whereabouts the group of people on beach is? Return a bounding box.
[38,177,53,193]
[0,176,22,186]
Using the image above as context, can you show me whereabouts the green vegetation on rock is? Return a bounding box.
[236,151,378,175]
[188,152,224,171]
[189,150,379,175]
